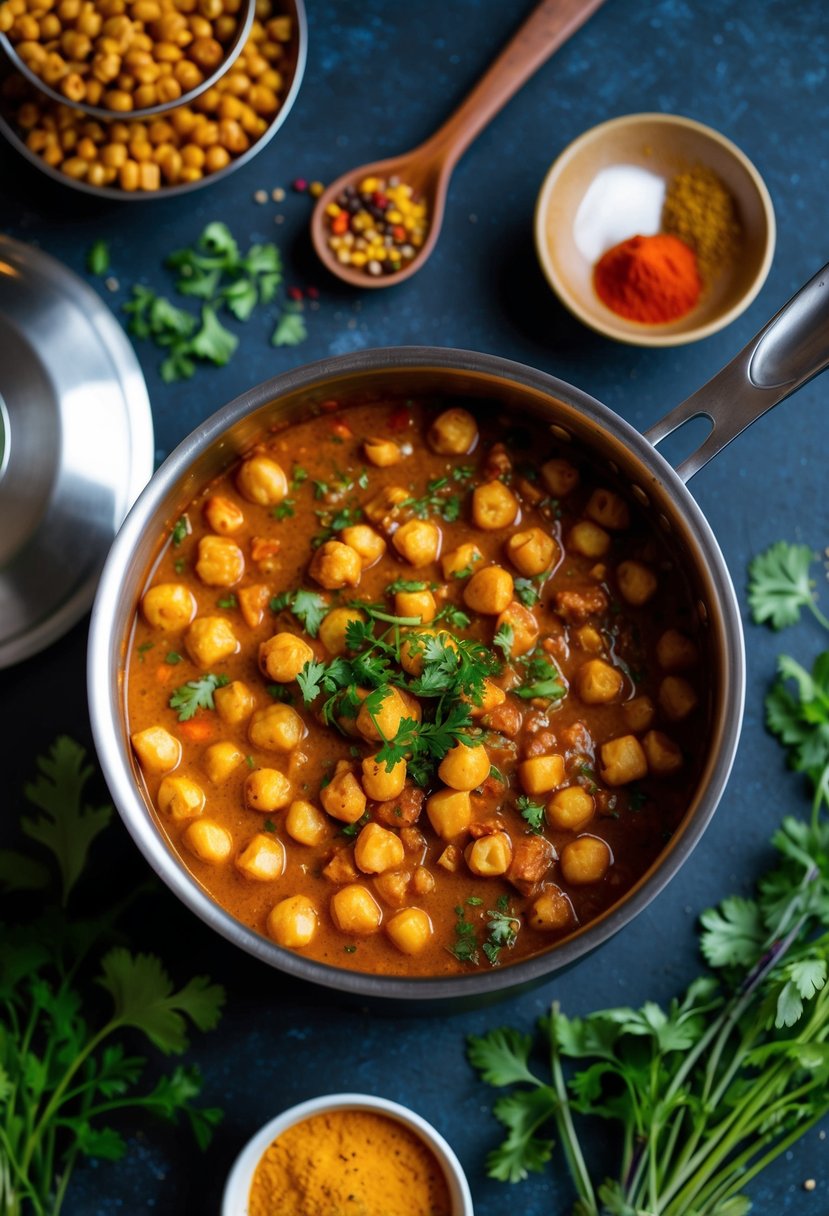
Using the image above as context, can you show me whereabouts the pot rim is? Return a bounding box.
[87,346,745,1001]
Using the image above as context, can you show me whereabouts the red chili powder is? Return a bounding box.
[594,233,702,323]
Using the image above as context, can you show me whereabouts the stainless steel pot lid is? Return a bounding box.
[0,235,153,667]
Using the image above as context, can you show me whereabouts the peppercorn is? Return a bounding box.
[323,174,428,277]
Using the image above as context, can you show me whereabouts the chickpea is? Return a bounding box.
[546,785,594,831]
[394,588,436,623]
[320,765,367,824]
[464,565,514,615]
[248,703,306,752]
[330,884,382,936]
[185,615,238,667]
[426,788,471,840]
[392,519,441,567]
[339,524,386,568]
[356,685,420,743]
[643,729,683,775]
[374,869,410,908]
[467,677,506,718]
[656,629,698,671]
[623,695,655,733]
[361,755,406,801]
[364,436,403,466]
[560,835,612,885]
[427,407,478,455]
[494,601,539,656]
[285,799,329,846]
[195,535,244,587]
[309,540,362,590]
[600,735,648,786]
[236,454,288,505]
[157,774,205,820]
[386,907,433,955]
[203,741,244,784]
[586,489,630,531]
[505,527,557,577]
[519,754,565,795]
[354,822,405,874]
[575,625,604,653]
[529,886,575,931]
[541,458,579,497]
[183,818,232,864]
[472,481,519,531]
[190,34,222,68]
[659,676,698,721]
[204,144,230,172]
[131,725,180,773]
[465,832,513,878]
[244,766,291,811]
[617,560,658,606]
[214,679,254,725]
[437,741,490,792]
[319,607,365,656]
[441,542,483,581]
[259,632,314,683]
[203,494,244,534]
[235,832,285,881]
[267,894,317,947]
[412,866,435,896]
[569,520,611,558]
[363,484,409,528]
[141,582,196,631]
[576,659,624,704]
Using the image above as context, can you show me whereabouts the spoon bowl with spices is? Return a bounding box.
[534,112,776,346]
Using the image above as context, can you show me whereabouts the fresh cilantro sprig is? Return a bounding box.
[169,673,229,721]
[515,652,567,702]
[270,588,329,639]
[0,739,224,1216]
[493,622,515,660]
[516,795,545,834]
[766,652,829,814]
[748,541,829,631]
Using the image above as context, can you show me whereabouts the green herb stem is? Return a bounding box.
[548,1005,598,1215]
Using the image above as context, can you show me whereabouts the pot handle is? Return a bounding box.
[645,263,829,482]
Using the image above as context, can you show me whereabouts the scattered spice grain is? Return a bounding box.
[662,165,741,279]
[247,1109,452,1216]
[254,189,269,205]
[804,1178,817,1192]
[594,232,701,323]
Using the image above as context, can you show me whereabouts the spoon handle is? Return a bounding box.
[424,0,608,170]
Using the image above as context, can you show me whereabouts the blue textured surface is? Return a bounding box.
[2,0,829,1211]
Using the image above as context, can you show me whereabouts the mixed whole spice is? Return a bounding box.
[324,174,428,276]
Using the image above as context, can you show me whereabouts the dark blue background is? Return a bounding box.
[2,0,829,1211]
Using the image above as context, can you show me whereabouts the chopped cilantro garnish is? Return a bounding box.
[493,622,515,660]
[86,239,110,276]
[272,499,295,520]
[270,589,328,638]
[171,516,190,546]
[136,642,155,663]
[217,594,237,609]
[516,795,545,834]
[168,673,229,721]
[165,652,182,665]
[516,653,566,702]
[514,577,542,608]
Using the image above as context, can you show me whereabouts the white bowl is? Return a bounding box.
[221,1093,475,1216]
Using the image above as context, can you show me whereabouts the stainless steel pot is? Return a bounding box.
[88,265,829,1002]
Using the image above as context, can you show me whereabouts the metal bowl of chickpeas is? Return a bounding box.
[87,345,753,1004]
[0,0,306,196]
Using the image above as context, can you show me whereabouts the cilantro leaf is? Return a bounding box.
[748,542,829,631]
[433,603,472,630]
[290,590,328,638]
[86,240,110,276]
[467,1027,540,1087]
[516,653,567,701]
[297,657,328,702]
[766,652,829,788]
[493,622,515,660]
[98,950,225,1054]
[516,795,545,834]
[515,578,542,608]
[21,737,112,905]
[699,896,765,968]
[488,1087,557,1182]
[385,578,428,594]
[189,304,238,366]
[169,673,229,721]
[272,305,307,347]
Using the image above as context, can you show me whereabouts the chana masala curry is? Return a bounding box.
[127,399,709,976]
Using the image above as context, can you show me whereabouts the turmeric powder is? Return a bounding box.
[248,1109,453,1216]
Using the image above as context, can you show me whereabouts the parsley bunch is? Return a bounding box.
[466,539,829,1214]
[0,739,224,1216]
[123,221,306,382]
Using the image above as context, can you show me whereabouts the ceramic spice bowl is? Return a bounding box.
[221,1093,475,1216]
[534,112,776,346]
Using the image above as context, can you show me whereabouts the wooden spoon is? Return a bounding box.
[310,0,608,289]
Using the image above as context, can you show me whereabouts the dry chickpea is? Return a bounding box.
[319,607,365,656]
[560,835,612,885]
[185,615,238,666]
[464,565,513,615]
[438,741,490,792]
[494,600,538,656]
[386,907,433,955]
[569,520,610,559]
[392,519,441,567]
[505,527,557,576]
[235,833,285,881]
[195,535,244,586]
[309,540,362,590]
[248,703,305,753]
[576,659,623,704]
[204,143,229,171]
[617,560,658,606]
[183,818,232,864]
[394,588,436,623]
[426,788,471,840]
[267,895,317,947]
[259,632,314,683]
[541,458,579,497]
[428,407,478,455]
[547,786,594,831]
[244,766,291,812]
[529,886,575,931]
[157,774,205,820]
[330,885,382,936]
[339,524,386,569]
[465,832,513,878]
[141,582,196,631]
[203,494,244,534]
[441,542,483,581]
[354,823,405,874]
[363,436,403,467]
[472,481,519,531]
